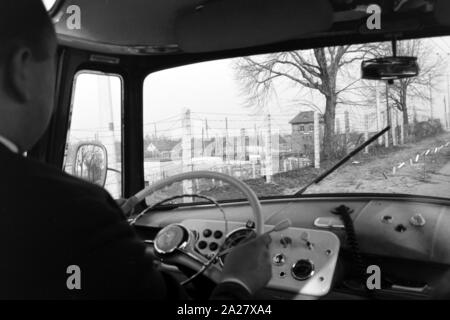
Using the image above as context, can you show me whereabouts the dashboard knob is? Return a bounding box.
[209,242,219,251]
[300,232,314,250]
[197,241,207,250]
[246,220,256,229]
[410,214,426,227]
[203,229,212,238]
[280,236,292,248]
[272,253,286,266]
[291,259,315,281]
[300,231,310,241]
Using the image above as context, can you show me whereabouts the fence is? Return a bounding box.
[66,104,448,198]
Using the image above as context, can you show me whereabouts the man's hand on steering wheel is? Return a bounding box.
[220,234,273,295]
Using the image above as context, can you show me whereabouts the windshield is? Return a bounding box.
[143,36,450,205]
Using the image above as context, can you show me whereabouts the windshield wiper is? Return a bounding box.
[293,126,391,196]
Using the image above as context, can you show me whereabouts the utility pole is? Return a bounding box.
[445,97,449,130]
[181,109,193,199]
[447,56,450,127]
[225,117,229,163]
[98,76,120,198]
[393,108,398,146]
[225,117,229,137]
[314,112,320,169]
[400,110,405,145]
[429,74,434,120]
[385,82,391,147]
[364,114,369,154]
[264,114,273,182]
[154,124,157,138]
[376,82,382,145]
[201,127,205,156]
[240,128,246,161]
[447,72,450,123]
[344,111,350,151]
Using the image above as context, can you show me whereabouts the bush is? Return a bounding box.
[323,132,365,160]
[412,119,444,140]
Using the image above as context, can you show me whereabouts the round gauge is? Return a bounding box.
[154,225,189,254]
[219,228,256,266]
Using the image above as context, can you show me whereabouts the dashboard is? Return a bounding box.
[178,219,340,297]
[135,194,450,299]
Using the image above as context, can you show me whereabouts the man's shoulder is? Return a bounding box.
[33,157,104,193]
[0,149,112,204]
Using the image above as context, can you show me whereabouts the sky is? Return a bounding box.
[68,36,450,142]
[141,36,450,138]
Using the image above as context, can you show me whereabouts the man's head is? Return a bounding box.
[0,0,57,152]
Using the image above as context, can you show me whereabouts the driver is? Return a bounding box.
[0,0,272,299]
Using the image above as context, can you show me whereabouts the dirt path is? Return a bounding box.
[413,160,450,197]
[298,133,450,198]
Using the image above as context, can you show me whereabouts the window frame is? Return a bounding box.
[64,70,125,197]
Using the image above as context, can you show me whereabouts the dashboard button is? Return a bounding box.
[272,254,286,266]
[198,241,207,250]
[203,229,212,238]
[209,242,219,251]
[410,214,426,227]
[246,220,256,229]
[291,259,315,281]
[280,237,292,248]
[213,230,223,239]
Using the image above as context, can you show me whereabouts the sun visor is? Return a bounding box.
[435,0,450,26]
[175,0,333,53]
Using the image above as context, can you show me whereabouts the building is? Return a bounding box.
[145,138,181,161]
[289,111,324,155]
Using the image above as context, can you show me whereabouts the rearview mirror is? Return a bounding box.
[361,56,419,81]
[72,142,108,187]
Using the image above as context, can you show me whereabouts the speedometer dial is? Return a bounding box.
[219,228,256,266]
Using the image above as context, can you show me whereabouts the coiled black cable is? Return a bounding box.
[332,205,366,283]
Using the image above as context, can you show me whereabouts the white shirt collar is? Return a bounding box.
[0,135,19,154]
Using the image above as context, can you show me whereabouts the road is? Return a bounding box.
[298,134,450,199]
[413,159,450,197]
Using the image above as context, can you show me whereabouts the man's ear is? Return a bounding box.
[5,46,33,103]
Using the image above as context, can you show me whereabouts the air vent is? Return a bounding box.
[89,55,120,65]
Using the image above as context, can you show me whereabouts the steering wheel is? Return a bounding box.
[121,171,264,284]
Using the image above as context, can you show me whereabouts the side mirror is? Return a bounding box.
[361,56,419,81]
[72,142,108,187]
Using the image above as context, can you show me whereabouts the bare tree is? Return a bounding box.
[395,40,443,125]
[75,145,104,184]
[234,44,378,160]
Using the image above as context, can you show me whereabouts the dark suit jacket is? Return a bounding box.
[0,144,250,300]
